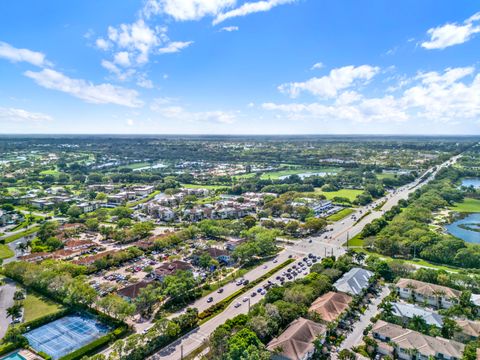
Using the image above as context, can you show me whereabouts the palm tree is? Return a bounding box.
[355,252,366,264]
[15,242,27,255]
[432,289,446,309]
[406,283,416,303]
[380,301,394,318]
[6,304,22,319]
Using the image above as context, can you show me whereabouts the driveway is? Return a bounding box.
[339,285,390,351]
[0,279,16,339]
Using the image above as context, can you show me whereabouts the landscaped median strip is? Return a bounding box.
[197,258,295,324]
[2,226,39,243]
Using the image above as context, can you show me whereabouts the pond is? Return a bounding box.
[279,171,336,180]
[445,212,480,244]
[461,178,480,189]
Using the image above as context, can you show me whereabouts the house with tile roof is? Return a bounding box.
[396,279,461,309]
[372,320,465,360]
[308,291,353,323]
[267,317,326,360]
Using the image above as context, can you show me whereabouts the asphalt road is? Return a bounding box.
[147,156,460,359]
[0,279,16,339]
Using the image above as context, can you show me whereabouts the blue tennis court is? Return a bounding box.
[24,315,110,359]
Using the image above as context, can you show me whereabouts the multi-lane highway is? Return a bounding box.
[148,155,459,360]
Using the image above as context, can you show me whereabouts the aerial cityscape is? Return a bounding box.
[1,1,480,360]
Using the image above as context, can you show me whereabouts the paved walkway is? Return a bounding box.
[339,285,390,351]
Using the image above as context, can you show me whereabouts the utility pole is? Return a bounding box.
[346,232,349,249]
[181,345,184,360]
[248,298,251,313]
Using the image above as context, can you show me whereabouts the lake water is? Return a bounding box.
[461,178,480,189]
[445,212,480,244]
[279,171,336,180]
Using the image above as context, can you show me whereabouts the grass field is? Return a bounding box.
[315,188,363,202]
[258,167,339,180]
[23,292,63,322]
[119,162,151,170]
[450,198,480,213]
[0,244,14,259]
[182,184,230,190]
[376,173,396,180]
[327,208,354,222]
[40,169,61,175]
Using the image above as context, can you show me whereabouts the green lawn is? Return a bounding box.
[450,198,480,213]
[315,188,363,202]
[376,173,396,180]
[258,167,339,180]
[344,234,462,273]
[182,184,230,190]
[327,208,354,222]
[23,292,63,322]
[40,169,61,175]
[0,244,14,259]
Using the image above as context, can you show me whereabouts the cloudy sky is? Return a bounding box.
[0,0,479,134]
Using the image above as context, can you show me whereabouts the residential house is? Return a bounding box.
[154,260,193,281]
[203,247,232,265]
[132,185,155,196]
[372,320,464,360]
[333,267,374,296]
[225,237,246,251]
[308,291,353,323]
[267,317,326,360]
[391,302,444,328]
[72,250,119,266]
[396,279,461,309]
[0,210,11,226]
[455,319,480,342]
[77,201,102,213]
[117,281,152,301]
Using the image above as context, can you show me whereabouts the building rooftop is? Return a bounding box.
[308,291,353,323]
[333,267,374,295]
[267,317,326,360]
[372,320,464,359]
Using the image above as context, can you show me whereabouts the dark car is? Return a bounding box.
[217,288,224,293]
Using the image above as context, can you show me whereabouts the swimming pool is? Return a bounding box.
[0,352,26,360]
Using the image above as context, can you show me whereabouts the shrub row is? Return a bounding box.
[0,342,18,356]
[58,325,128,360]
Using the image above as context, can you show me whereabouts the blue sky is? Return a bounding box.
[0,0,479,134]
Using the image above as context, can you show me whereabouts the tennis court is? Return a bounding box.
[24,315,110,359]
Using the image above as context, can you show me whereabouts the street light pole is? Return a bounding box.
[181,345,184,360]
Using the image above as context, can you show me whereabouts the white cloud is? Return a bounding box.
[95,38,110,50]
[0,107,53,122]
[264,66,480,125]
[126,118,135,126]
[114,51,131,67]
[221,26,239,32]
[158,41,193,54]
[421,12,480,50]
[279,65,380,98]
[311,62,323,70]
[0,41,50,67]
[151,98,236,124]
[213,0,296,25]
[24,69,143,107]
[101,60,136,81]
[136,74,154,88]
[148,0,236,21]
[105,19,167,65]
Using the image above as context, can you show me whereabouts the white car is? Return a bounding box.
[234,302,241,308]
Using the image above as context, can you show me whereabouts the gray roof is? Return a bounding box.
[333,267,374,295]
[391,302,443,327]
[471,294,480,307]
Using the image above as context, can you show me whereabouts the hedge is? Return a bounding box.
[58,325,128,360]
[0,342,18,356]
[198,258,295,323]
